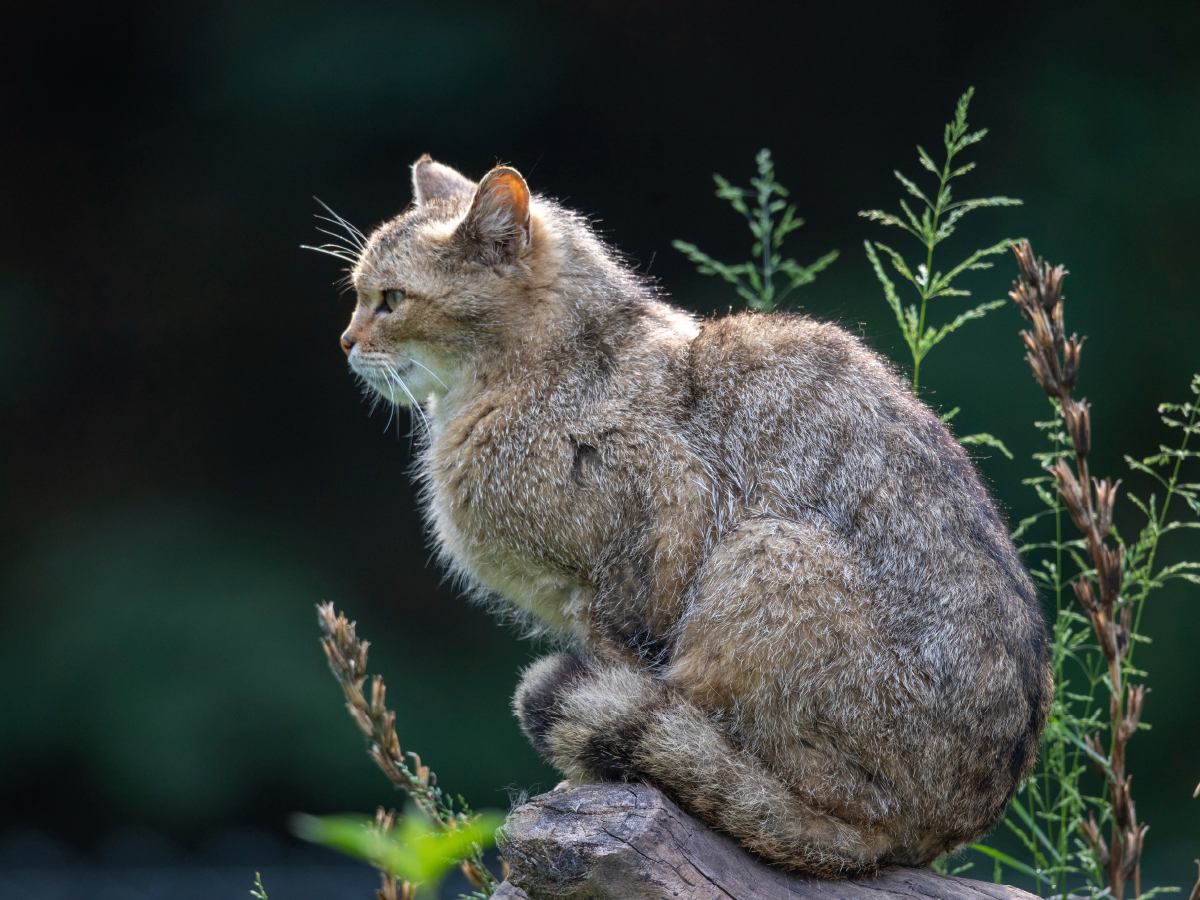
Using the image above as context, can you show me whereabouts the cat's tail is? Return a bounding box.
[513,652,893,877]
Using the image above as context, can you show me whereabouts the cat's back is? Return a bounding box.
[684,311,1036,625]
[685,311,933,514]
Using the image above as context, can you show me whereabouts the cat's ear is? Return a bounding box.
[411,154,475,205]
[462,166,531,264]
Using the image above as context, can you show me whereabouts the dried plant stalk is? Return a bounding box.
[316,601,500,897]
[1008,242,1147,899]
[368,808,415,900]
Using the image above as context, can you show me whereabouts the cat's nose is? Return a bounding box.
[340,332,356,356]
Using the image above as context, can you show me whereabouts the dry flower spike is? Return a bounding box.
[315,602,500,896]
[1009,242,1147,899]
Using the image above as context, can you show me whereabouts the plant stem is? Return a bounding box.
[912,155,951,390]
[1052,442,1070,896]
[758,175,774,308]
[1128,395,1197,666]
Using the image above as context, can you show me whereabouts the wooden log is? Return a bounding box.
[494,782,1035,900]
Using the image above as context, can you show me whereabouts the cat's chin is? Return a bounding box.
[348,356,409,405]
[371,382,412,407]
[350,354,444,408]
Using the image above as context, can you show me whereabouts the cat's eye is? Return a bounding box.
[382,289,405,312]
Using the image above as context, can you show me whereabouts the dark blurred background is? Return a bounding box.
[1,0,1198,896]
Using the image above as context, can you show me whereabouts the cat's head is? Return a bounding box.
[338,155,540,409]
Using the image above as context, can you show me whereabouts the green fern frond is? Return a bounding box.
[673,149,837,311]
[860,87,1021,390]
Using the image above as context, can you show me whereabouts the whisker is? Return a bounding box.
[323,205,368,243]
[314,240,361,260]
[313,239,359,258]
[395,375,431,438]
[315,216,365,250]
[300,244,357,263]
[359,371,383,416]
[314,197,368,244]
[315,245,359,263]
[381,369,411,440]
[317,230,362,256]
[404,356,447,389]
[385,364,432,439]
[314,226,363,256]
[382,379,398,434]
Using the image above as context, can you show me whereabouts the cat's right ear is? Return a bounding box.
[411,155,475,206]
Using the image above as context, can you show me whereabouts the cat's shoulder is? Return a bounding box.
[687,310,893,391]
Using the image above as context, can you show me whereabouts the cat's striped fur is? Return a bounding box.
[334,156,1051,875]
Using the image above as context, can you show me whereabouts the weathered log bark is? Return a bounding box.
[493,783,1035,900]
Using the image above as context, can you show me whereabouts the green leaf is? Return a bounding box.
[713,173,750,217]
[858,208,923,241]
[921,298,1006,353]
[917,145,939,174]
[929,239,1018,296]
[776,250,840,307]
[960,431,1014,459]
[864,241,917,354]
[1129,493,1156,525]
[952,88,974,130]
[780,249,840,284]
[943,195,1023,213]
[955,128,989,152]
[672,240,753,296]
[934,198,1018,244]
[1156,561,1200,583]
[894,169,933,208]
[872,241,922,292]
[292,810,503,887]
[1011,508,1057,542]
[898,199,929,241]
[970,843,1042,880]
[775,206,803,243]
[1006,797,1063,864]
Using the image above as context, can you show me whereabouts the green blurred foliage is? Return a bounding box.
[293,807,503,898]
[205,2,559,139]
[0,506,555,835]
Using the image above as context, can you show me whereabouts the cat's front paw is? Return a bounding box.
[513,652,591,763]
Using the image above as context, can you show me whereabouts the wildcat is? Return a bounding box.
[331,155,1051,875]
